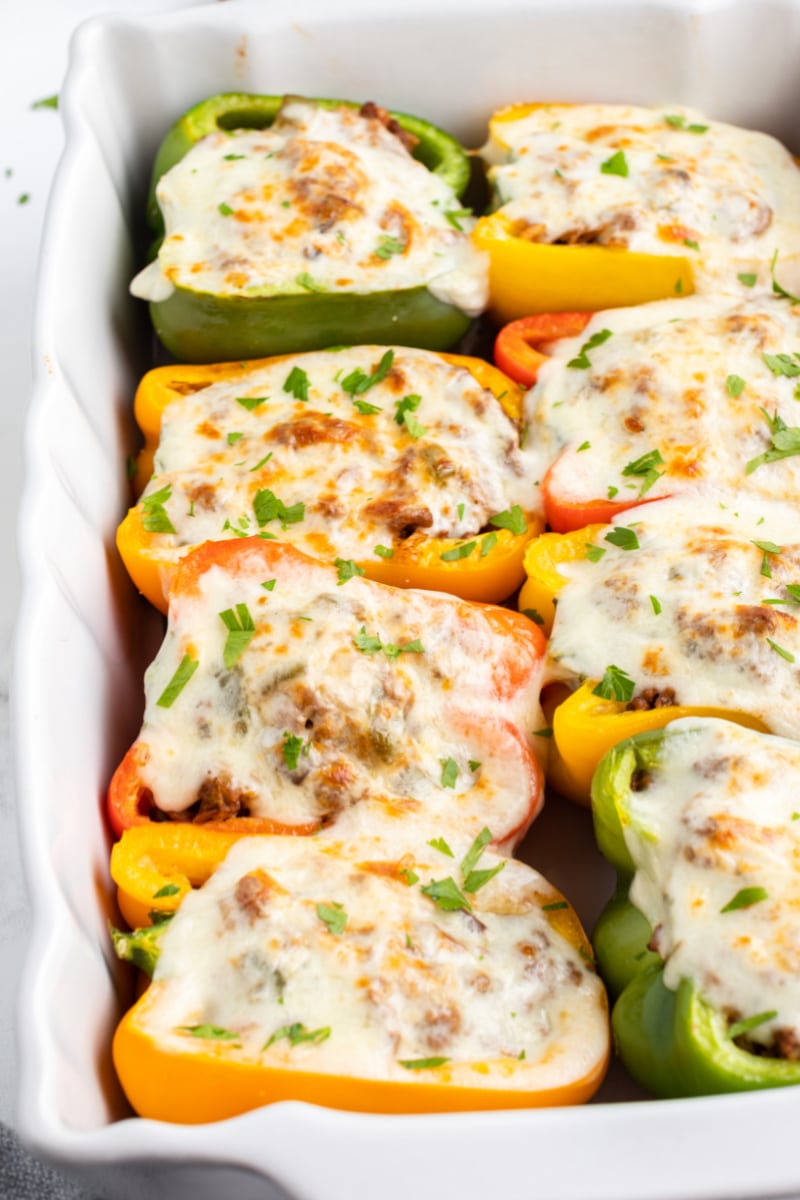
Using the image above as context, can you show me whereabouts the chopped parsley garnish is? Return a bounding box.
[335,558,365,584]
[403,413,426,438]
[567,328,613,370]
[421,876,471,912]
[463,861,505,894]
[223,152,245,161]
[600,150,628,177]
[342,349,394,396]
[768,638,795,663]
[236,394,267,411]
[282,732,310,771]
[31,94,59,110]
[440,758,458,788]
[533,727,554,738]
[217,202,234,216]
[468,760,481,772]
[738,272,757,288]
[156,654,198,708]
[683,238,700,252]
[400,867,419,886]
[728,1010,778,1041]
[394,393,422,426]
[264,1023,331,1049]
[592,665,635,703]
[180,1024,240,1042]
[374,235,406,259]
[605,525,640,550]
[747,409,800,474]
[675,279,683,295]
[726,374,746,398]
[17,193,29,205]
[253,488,305,529]
[577,440,591,452]
[374,544,394,559]
[249,452,273,472]
[316,901,347,935]
[295,272,324,292]
[522,607,545,625]
[762,352,800,378]
[219,604,256,668]
[607,485,619,499]
[262,579,276,591]
[428,836,454,857]
[721,886,769,913]
[585,544,606,562]
[650,595,662,615]
[752,539,782,578]
[440,540,476,562]
[461,827,492,877]
[475,531,496,559]
[283,366,310,402]
[153,883,180,898]
[352,626,424,659]
[488,505,527,535]
[448,207,472,230]
[227,431,243,445]
[141,483,176,534]
[770,249,800,305]
[353,399,382,415]
[663,114,707,133]
[621,448,664,495]
[398,1057,450,1070]
[541,900,569,912]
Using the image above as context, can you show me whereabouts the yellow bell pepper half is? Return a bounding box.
[475,102,695,325]
[522,529,769,805]
[117,352,540,613]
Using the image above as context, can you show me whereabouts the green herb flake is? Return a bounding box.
[721,886,769,912]
[31,94,59,111]
[180,1024,240,1042]
[746,408,800,474]
[249,452,273,473]
[264,1023,331,1050]
[621,448,665,495]
[374,235,406,259]
[728,1010,778,1041]
[726,374,746,398]
[592,665,635,703]
[605,525,640,551]
[283,366,311,402]
[440,540,476,562]
[421,877,471,912]
[488,505,527,535]
[335,558,365,585]
[683,238,700,251]
[675,279,683,295]
[353,399,382,415]
[522,607,545,626]
[461,827,492,878]
[218,202,234,216]
[600,150,628,177]
[226,431,244,445]
[400,868,419,886]
[141,483,176,534]
[342,349,394,397]
[468,760,481,772]
[663,113,686,128]
[282,732,310,771]
[753,539,782,578]
[152,882,181,899]
[577,440,591,452]
[440,758,459,789]
[236,395,267,412]
[253,488,305,529]
[219,603,256,668]
[156,654,199,708]
[295,272,324,292]
[687,123,709,134]
[354,627,423,659]
[394,393,422,426]
[738,272,757,287]
[762,353,800,379]
[223,153,245,161]
[567,328,613,370]
[374,544,394,559]
[444,208,473,230]
[428,836,454,857]
[463,861,505,894]
[398,1057,450,1070]
[585,544,606,562]
[316,901,347,935]
[770,249,800,305]
[403,412,427,439]
[768,638,796,663]
[542,900,569,912]
[480,531,499,558]
[533,727,554,738]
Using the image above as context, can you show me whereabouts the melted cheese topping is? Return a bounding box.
[139,543,543,847]
[482,103,800,292]
[624,718,800,1053]
[145,831,607,1087]
[547,493,800,739]
[526,296,800,506]
[131,98,487,315]
[140,347,537,564]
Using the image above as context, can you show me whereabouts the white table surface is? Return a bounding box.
[0,0,204,1134]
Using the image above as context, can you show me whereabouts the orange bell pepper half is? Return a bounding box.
[117,351,540,613]
[522,530,770,804]
[493,312,591,388]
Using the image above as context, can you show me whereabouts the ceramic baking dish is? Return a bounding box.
[14,1,800,1197]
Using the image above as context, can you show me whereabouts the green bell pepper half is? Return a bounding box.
[143,93,475,360]
[591,726,800,1098]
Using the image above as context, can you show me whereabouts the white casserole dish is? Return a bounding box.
[15,1,800,1196]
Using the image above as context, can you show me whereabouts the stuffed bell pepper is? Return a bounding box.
[495,294,800,533]
[521,492,800,802]
[111,827,609,1120]
[592,718,800,1097]
[474,102,800,322]
[116,346,541,612]
[108,537,547,851]
[131,93,486,359]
